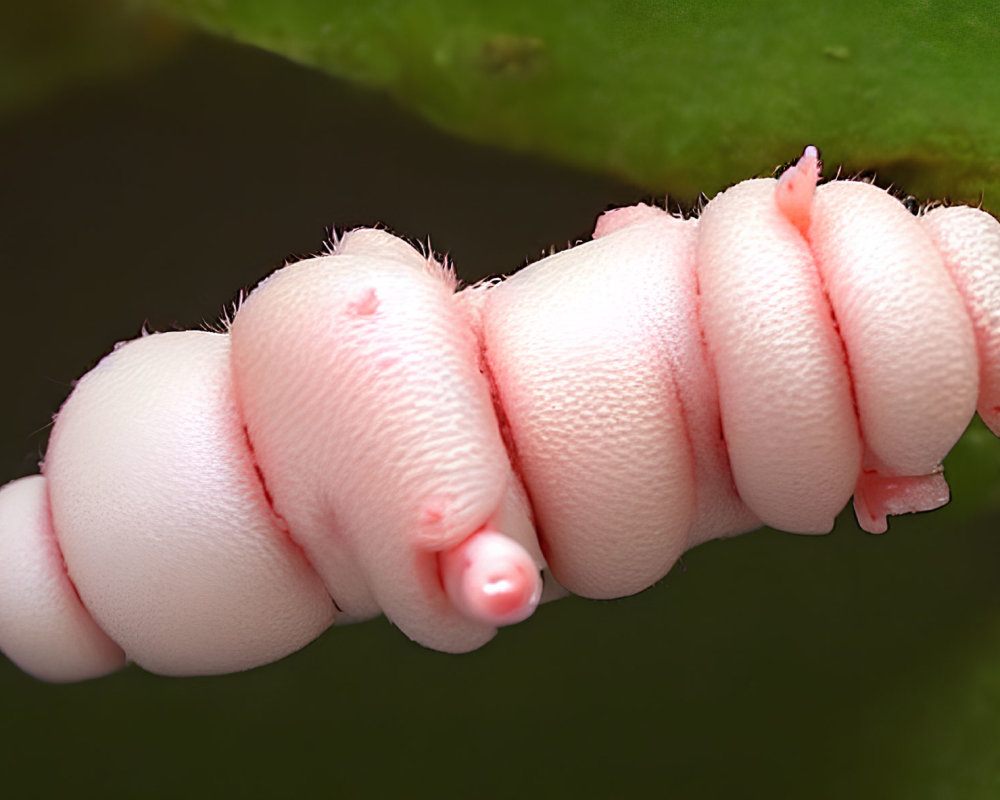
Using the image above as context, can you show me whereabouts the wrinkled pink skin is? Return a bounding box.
[2,148,999,682]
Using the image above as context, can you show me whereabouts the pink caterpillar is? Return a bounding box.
[1,147,998,683]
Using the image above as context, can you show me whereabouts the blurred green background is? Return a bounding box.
[2,2,1000,798]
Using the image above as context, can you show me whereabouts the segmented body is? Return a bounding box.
[1,148,997,682]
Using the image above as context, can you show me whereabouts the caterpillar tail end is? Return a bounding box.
[776,144,820,234]
[440,529,543,627]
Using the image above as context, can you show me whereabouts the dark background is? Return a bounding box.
[2,9,1000,800]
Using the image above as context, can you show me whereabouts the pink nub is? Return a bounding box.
[439,530,542,627]
[775,144,820,234]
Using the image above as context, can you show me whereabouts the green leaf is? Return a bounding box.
[142,0,1000,207]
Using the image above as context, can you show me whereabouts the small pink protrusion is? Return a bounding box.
[852,468,950,534]
[593,203,670,238]
[776,145,820,234]
[347,287,379,315]
[439,529,542,627]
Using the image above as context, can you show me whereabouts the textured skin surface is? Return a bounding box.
[42,332,335,676]
[810,182,977,476]
[1,153,998,681]
[697,179,862,534]
[229,229,540,652]
[921,205,1000,436]
[0,476,124,682]
[482,214,754,597]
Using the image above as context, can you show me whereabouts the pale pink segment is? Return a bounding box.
[230,229,541,653]
[697,178,862,533]
[0,475,125,682]
[43,332,336,676]
[481,214,754,598]
[920,205,1000,436]
[440,529,542,627]
[808,182,978,486]
[591,207,759,548]
[593,202,673,238]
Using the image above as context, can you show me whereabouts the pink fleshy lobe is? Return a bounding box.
[481,215,729,598]
[920,205,1000,436]
[808,182,978,510]
[0,475,125,682]
[698,178,861,533]
[42,332,335,676]
[229,228,536,652]
[853,470,950,534]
